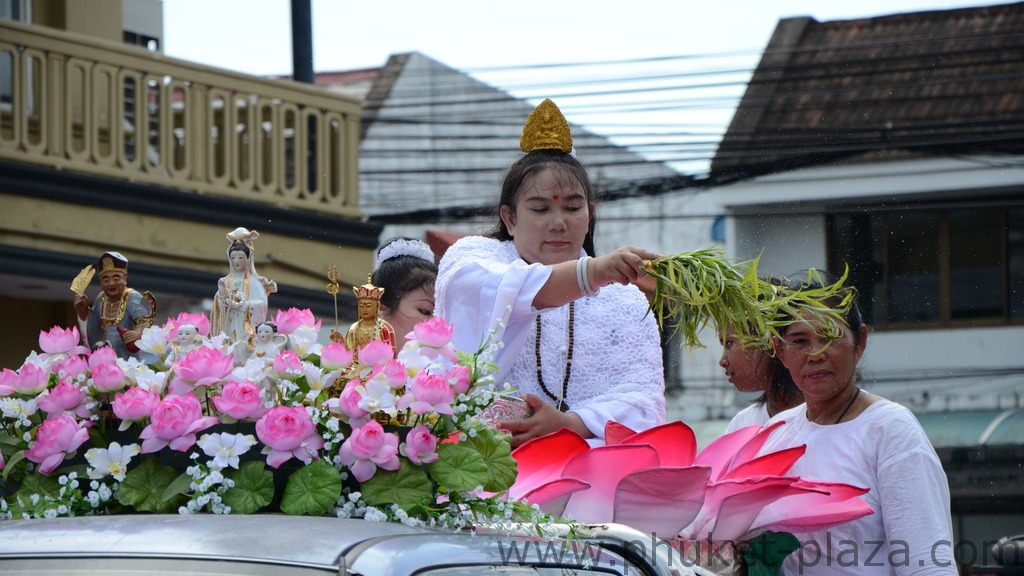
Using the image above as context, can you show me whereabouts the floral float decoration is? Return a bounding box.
[0,311,542,530]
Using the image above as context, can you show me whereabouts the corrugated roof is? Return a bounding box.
[712,2,1024,178]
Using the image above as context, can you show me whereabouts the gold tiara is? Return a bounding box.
[520,98,573,154]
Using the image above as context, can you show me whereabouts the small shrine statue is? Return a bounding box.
[71,251,157,361]
[345,276,397,360]
[249,320,289,362]
[210,228,278,354]
[165,324,203,366]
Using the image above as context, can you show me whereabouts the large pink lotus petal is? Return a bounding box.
[510,428,591,498]
[613,466,712,537]
[692,425,763,481]
[746,480,873,537]
[517,478,591,515]
[721,445,806,480]
[616,421,697,467]
[604,421,636,445]
[561,444,660,522]
[684,477,825,541]
[724,420,786,474]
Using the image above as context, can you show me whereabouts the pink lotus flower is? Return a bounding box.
[374,361,408,389]
[397,371,454,415]
[271,349,303,376]
[138,394,218,453]
[111,387,161,431]
[338,420,400,482]
[168,346,234,395]
[89,347,126,392]
[165,312,211,337]
[274,308,320,335]
[52,355,89,381]
[357,340,394,367]
[0,368,22,396]
[11,363,50,396]
[410,317,458,362]
[400,424,439,465]
[36,380,91,418]
[25,413,91,475]
[39,326,88,357]
[444,365,471,394]
[509,421,874,542]
[331,379,371,427]
[255,405,324,468]
[212,380,267,421]
[320,342,354,370]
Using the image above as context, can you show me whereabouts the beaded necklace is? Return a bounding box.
[100,291,129,327]
[534,302,574,412]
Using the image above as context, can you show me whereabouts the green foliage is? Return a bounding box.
[468,427,518,493]
[360,459,434,511]
[427,443,489,492]
[117,457,187,513]
[743,531,800,576]
[279,459,342,516]
[223,461,275,514]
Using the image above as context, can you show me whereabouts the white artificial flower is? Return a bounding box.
[85,442,141,481]
[196,432,257,470]
[356,374,397,416]
[0,397,38,420]
[135,324,172,357]
[302,362,342,392]
[287,325,321,357]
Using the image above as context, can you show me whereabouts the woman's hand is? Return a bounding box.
[590,246,661,288]
[501,394,593,448]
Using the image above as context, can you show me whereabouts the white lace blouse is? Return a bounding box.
[437,236,666,439]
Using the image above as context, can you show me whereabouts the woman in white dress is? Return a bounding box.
[210,228,277,352]
[436,99,666,447]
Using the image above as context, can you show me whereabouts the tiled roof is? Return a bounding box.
[712,1,1024,178]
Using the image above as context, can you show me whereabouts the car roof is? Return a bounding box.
[0,515,686,575]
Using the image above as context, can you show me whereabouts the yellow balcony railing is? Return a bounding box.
[0,19,362,217]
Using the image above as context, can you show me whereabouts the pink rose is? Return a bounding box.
[139,394,218,453]
[398,372,454,416]
[400,424,439,465]
[445,365,471,394]
[25,413,91,475]
[36,380,91,418]
[272,349,303,376]
[39,325,88,356]
[273,308,320,335]
[357,339,394,367]
[320,342,354,370]
[338,420,400,482]
[212,380,266,421]
[165,312,211,337]
[168,346,234,395]
[255,406,324,468]
[111,387,161,430]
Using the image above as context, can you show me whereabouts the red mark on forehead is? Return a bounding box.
[552,194,560,200]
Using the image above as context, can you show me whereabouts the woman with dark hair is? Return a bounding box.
[436,99,665,447]
[719,325,803,433]
[761,272,955,575]
[371,238,438,351]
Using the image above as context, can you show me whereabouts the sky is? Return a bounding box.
[162,0,1010,173]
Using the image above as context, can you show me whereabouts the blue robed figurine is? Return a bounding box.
[72,251,157,360]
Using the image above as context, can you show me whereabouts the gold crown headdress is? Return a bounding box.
[520,98,573,154]
[352,275,385,301]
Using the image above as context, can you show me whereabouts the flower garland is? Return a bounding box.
[0,312,556,533]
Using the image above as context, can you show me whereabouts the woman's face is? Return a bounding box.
[719,326,772,394]
[776,314,867,402]
[500,167,594,265]
[229,250,248,272]
[383,285,435,350]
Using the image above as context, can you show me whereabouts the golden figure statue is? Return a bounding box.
[345,276,397,360]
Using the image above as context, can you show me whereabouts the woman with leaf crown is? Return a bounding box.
[436,99,666,448]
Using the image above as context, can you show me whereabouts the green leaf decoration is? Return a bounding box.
[646,249,854,350]
[223,461,275,514]
[468,427,518,492]
[14,473,61,501]
[279,459,342,516]
[360,459,433,511]
[426,442,488,492]
[743,530,800,576]
[117,457,187,513]
[161,471,194,502]
[2,450,27,481]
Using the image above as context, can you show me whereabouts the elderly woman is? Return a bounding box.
[436,99,665,447]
